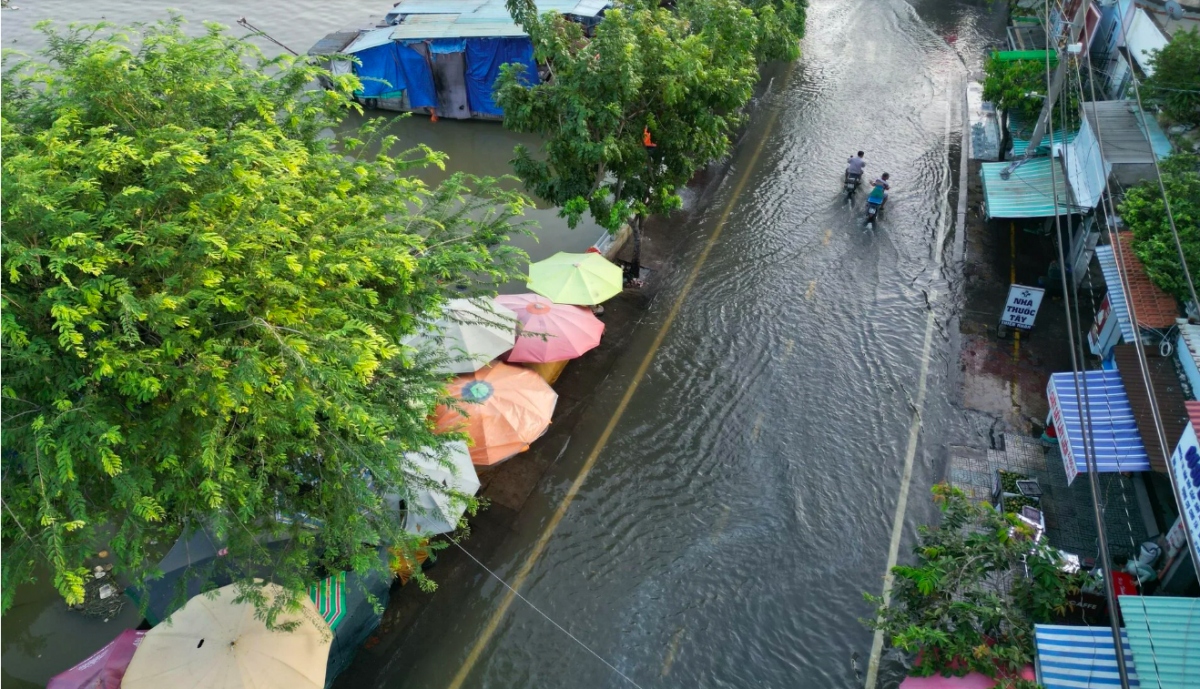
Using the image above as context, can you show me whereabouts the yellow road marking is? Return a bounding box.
[823,228,833,245]
[750,412,765,442]
[446,65,794,689]
[864,85,956,689]
[660,627,686,677]
[805,280,817,301]
[782,338,795,361]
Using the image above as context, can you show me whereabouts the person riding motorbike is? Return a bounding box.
[868,172,890,207]
[846,151,866,177]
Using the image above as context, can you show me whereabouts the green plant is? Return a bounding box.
[1118,153,1200,303]
[1144,28,1200,127]
[1,19,533,617]
[864,484,1089,682]
[496,0,792,274]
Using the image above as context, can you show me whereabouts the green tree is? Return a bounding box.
[496,0,767,273]
[1119,153,1200,303]
[1,20,533,616]
[982,53,1079,159]
[1144,28,1200,127]
[864,485,1089,685]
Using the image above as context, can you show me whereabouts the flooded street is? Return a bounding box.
[2,0,1007,687]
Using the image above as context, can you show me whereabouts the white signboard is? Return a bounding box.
[1169,420,1200,565]
[1000,284,1046,330]
[1048,379,1079,485]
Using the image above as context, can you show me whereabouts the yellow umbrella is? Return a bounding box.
[122,583,331,689]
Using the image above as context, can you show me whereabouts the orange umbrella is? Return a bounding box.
[434,363,558,465]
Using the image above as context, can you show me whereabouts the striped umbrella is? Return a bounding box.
[308,571,346,631]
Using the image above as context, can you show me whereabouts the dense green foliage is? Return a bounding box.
[983,54,1050,126]
[497,0,799,267]
[1,20,532,616]
[1119,153,1200,303]
[865,485,1089,685]
[1144,28,1200,127]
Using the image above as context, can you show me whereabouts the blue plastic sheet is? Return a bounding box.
[353,43,406,99]
[397,44,437,109]
[464,37,539,116]
[429,38,467,54]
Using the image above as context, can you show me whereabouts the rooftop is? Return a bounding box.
[380,0,610,40]
[1112,343,1190,472]
[1119,595,1200,689]
[1111,234,1180,330]
[1082,101,1171,165]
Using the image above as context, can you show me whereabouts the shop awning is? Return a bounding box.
[1118,596,1199,689]
[1094,245,1138,343]
[1047,370,1151,484]
[1035,624,1140,688]
[980,158,1082,219]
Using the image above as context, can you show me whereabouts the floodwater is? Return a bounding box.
[0,0,1006,687]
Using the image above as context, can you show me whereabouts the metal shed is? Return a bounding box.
[1082,101,1171,187]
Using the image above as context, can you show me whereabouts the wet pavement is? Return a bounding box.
[1,1,1022,687]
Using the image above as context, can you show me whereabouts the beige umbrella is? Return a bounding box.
[122,583,331,689]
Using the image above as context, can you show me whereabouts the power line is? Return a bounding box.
[448,538,647,689]
[1107,4,1200,309]
[1039,2,1132,686]
[1074,8,1200,585]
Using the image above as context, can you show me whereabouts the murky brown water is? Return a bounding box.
[2,1,1007,687]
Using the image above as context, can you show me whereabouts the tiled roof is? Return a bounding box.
[1110,234,1179,330]
[1112,343,1190,472]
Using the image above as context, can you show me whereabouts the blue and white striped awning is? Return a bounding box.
[1047,370,1151,484]
[1035,624,1140,688]
[1094,245,1137,343]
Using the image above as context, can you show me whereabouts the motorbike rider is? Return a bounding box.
[869,172,891,206]
[846,151,866,178]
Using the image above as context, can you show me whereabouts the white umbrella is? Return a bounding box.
[403,299,518,374]
[388,441,480,536]
[122,583,331,689]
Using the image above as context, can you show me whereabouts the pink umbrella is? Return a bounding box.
[495,293,604,363]
[48,629,146,689]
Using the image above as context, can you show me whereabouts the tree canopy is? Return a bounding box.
[1120,153,1200,303]
[865,485,1089,685]
[496,0,800,269]
[1,20,532,616]
[983,53,1080,143]
[1144,28,1200,127]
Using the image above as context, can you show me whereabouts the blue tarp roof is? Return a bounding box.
[980,157,1083,219]
[1035,624,1140,688]
[1047,370,1151,479]
[1094,245,1138,343]
[1119,596,1200,689]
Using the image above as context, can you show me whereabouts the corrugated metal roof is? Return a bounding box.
[1035,624,1140,688]
[345,27,400,53]
[1095,245,1139,343]
[1049,370,1152,474]
[1083,101,1172,165]
[309,30,361,55]
[1112,343,1191,472]
[992,49,1059,63]
[980,157,1081,219]
[1058,112,1109,210]
[1181,320,1200,374]
[1118,596,1200,688]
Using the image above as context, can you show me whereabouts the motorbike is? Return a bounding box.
[864,189,886,227]
[844,171,862,200]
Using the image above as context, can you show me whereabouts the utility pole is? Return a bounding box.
[1000,0,1092,179]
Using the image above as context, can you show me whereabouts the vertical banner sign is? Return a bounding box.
[1000,284,1045,330]
[1048,379,1079,485]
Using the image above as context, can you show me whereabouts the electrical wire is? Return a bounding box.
[1039,2,1132,686]
[1075,2,1200,585]
[1107,2,1200,309]
[448,538,647,689]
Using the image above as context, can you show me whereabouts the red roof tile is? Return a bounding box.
[1111,234,1180,329]
[1188,401,1200,430]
